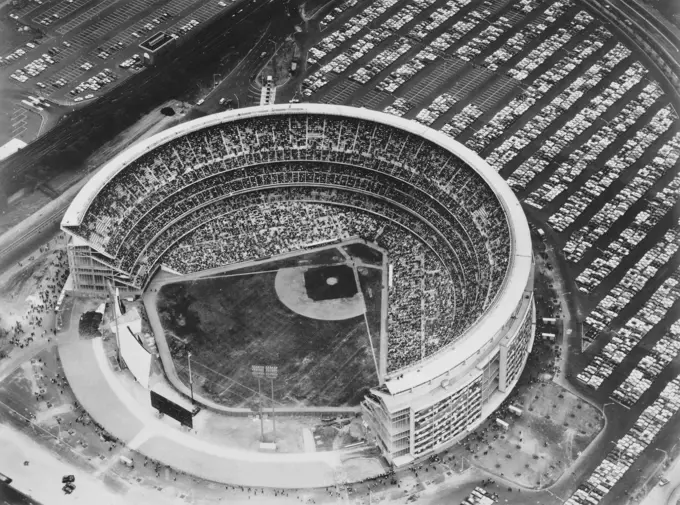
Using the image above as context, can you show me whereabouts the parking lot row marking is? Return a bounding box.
[55,0,118,35]
[320,79,362,105]
[31,0,93,24]
[474,77,519,112]
[401,59,462,105]
[358,90,393,110]
[69,0,165,48]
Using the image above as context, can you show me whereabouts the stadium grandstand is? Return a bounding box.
[61,104,534,466]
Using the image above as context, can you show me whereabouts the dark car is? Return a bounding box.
[62,475,75,483]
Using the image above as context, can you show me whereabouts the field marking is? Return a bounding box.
[181,358,284,405]
[217,382,235,397]
[284,325,365,398]
[351,261,379,379]
[183,267,280,280]
[176,361,254,404]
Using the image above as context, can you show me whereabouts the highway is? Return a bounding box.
[0,0,300,202]
[0,0,304,275]
[618,0,680,53]
[594,0,680,90]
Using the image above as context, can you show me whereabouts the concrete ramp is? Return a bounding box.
[59,337,343,488]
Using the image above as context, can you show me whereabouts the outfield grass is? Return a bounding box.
[157,253,382,408]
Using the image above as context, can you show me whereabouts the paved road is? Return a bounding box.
[0,0,296,201]
[58,310,349,488]
[0,482,41,505]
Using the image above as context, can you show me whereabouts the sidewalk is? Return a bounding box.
[58,333,351,488]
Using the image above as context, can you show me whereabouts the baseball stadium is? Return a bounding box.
[60,103,535,468]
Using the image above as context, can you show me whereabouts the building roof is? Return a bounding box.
[140,31,174,52]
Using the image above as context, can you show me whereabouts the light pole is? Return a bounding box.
[252,365,265,441]
[265,365,278,441]
[233,93,240,108]
[188,352,194,404]
[109,274,122,369]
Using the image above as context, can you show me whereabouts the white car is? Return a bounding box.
[197,99,205,105]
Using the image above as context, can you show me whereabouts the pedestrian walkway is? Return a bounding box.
[58,335,351,488]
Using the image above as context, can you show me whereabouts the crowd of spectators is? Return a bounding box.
[69,114,512,372]
[3,238,68,355]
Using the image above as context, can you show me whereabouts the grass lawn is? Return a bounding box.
[157,247,384,408]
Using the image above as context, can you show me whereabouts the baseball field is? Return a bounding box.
[155,246,384,409]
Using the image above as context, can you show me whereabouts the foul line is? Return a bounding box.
[351,261,379,378]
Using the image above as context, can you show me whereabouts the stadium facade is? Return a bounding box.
[61,104,534,467]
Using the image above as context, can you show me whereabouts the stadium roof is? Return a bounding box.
[62,104,532,390]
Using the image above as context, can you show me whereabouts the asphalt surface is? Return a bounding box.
[0,0,302,205]
[58,334,345,488]
[0,482,41,505]
[0,0,677,502]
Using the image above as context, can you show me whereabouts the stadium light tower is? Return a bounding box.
[251,365,265,441]
[107,274,122,369]
[188,352,194,404]
[265,365,278,441]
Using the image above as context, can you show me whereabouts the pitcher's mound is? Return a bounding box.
[275,267,365,321]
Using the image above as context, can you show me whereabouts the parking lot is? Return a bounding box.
[0,0,678,502]
[293,0,680,503]
[0,0,244,122]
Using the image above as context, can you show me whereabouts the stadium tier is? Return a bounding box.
[61,104,534,465]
